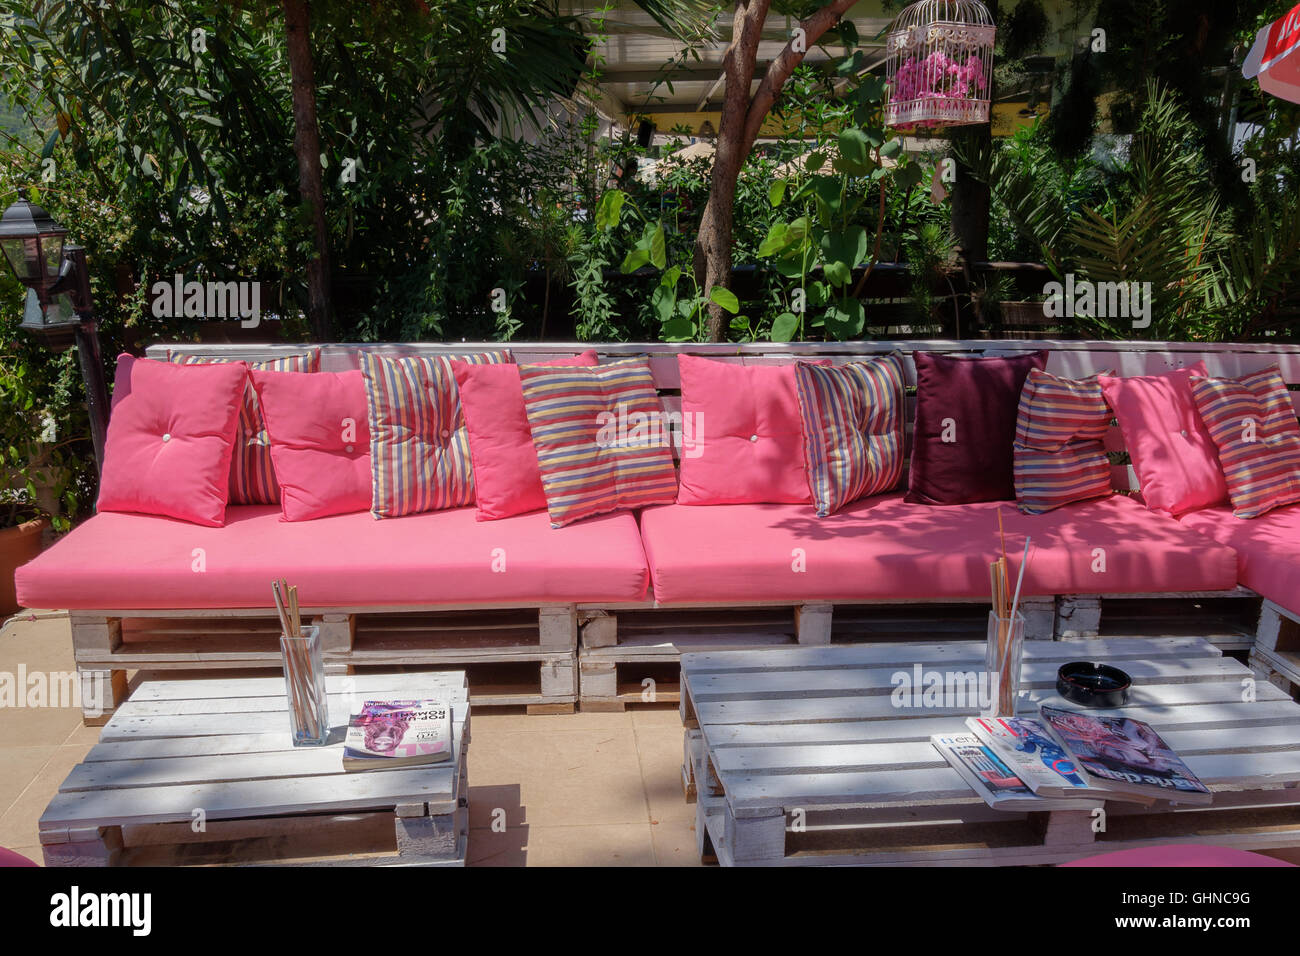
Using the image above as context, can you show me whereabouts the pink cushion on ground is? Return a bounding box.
[15,506,649,609]
[1061,845,1294,867]
[454,350,599,520]
[1099,363,1229,516]
[638,493,1238,604]
[1179,503,1300,620]
[252,369,371,521]
[96,355,248,527]
[0,847,37,867]
[676,354,829,505]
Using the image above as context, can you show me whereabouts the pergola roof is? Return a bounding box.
[566,2,892,122]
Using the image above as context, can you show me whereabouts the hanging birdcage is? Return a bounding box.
[883,0,996,133]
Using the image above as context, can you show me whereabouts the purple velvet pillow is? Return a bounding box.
[905,350,1049,505]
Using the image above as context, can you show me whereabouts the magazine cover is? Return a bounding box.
[931,732,1039,809]
[343,699,453,770]
[1039,705,1212,803]
[966,716,1092,795]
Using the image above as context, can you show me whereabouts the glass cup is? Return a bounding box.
[280,625,329,746]
[984,611,1026,717]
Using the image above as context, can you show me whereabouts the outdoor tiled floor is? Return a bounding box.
[0,613,700,867]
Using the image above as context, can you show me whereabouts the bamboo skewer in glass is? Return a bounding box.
[985,518,1031,717]
[273,579,328,746]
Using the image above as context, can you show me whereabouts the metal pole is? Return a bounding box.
[73,322,109,472]
[60,246,110,474]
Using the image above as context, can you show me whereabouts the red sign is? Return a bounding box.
[1245,5,1300,102]
[1262,4,1300,71]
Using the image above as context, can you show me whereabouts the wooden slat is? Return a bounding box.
[690,670,1288,726]
[686,655,1242,700]
[39,763,462,828]
[680,635,1222,672]
[62,737,463,792]
[128,672,467,702]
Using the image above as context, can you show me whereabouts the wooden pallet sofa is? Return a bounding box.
[14,339,1299,720]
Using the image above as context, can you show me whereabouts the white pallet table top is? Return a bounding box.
[39,672,470,831]
[681,639,1300,813]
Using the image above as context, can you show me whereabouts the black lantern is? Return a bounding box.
[1,199,110,469]
[0,199,67,294]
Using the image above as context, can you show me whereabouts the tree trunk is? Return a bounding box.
[695,2,765,342]
[283,0,333,342]
[693,0,859,341]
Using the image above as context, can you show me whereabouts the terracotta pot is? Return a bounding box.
[0,518,49,616]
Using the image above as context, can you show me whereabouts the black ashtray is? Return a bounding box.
[1057,662,1132,708]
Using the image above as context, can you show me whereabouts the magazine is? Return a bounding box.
[931,733,1096,812]
[1038,705,1212,805]
[342,699,453,772]
[966,716,1096,798]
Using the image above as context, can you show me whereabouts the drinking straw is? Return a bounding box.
[272,580,307,733]
[998,537,1033,715]
[1008,537,1031,622]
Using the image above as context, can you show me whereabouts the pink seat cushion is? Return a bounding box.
[15,506,649,609]
[639,493,1239,604]
[0,847,37,867]
[1061,845,1294,867]
[1179,503,1300,619]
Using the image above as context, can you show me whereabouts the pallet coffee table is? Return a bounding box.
[681,637,1300,866]
[38,671,470,867]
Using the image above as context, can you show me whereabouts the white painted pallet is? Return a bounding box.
[38,672,472,867]
[69,605,579,722]
[680,637,1300,866]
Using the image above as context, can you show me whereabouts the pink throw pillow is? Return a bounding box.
[1099,362,1228,516]
[97,355,248,527]
[677,354,828,505]
[252,369,372,521]
[454,350,599,520]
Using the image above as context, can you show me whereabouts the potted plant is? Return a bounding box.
[1,271,94,615]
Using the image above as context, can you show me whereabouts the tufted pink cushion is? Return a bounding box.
[1099,362,1228,516]
[454,350,600,520]
[97,355,248,527]
[252,369,372,521]
[676,354,828,505]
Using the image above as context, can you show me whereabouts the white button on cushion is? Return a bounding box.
[162,433,171,442]
[345,444,354,454]
[750,434,759,442]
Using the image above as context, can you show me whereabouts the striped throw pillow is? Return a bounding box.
[518,359,678,527]
[1190,366,1300,519]
[169,349,321,504]
[1013,368,1114,515]
[794,356,905,517]
[360,350,509,517]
